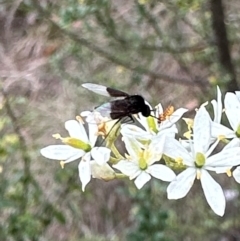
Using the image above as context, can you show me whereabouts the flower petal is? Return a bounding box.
[211,122,235,139]
[194,106,211,153]
[78,154,91,191]
[135,102,154,132]
[206,165,231,174]
[88,122,98,146]
[40,145,84,161]
[91,147,111,165]
[211,86,222,123]
[233,166,240,184]
[65,120,88,143]
[155,103,164,116]
[121,124,152,141]
[213,166,232,174]
[164,137,193,166]
[90,161,115,180]
[81,111,109,124]
[206,147,240,167]
[113,160,141,179]
[235,91,240,101]
[147,164,176,182]
[158,125,178,136]
[150,135,165,157]
[224,92,240,131]
[167,167,196,199]
[223,138,240,149]
[200,169,225,216]
[81,111,95,123]
[122,136,142,161]
[161,108,188,129]
[64,152,86,163]
[134,171,151,189]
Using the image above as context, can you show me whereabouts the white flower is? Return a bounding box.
[212,92,240,139]
[182,86,222,142]
[81,110,119,139]
[209,86,226,139]
[155,103,188,130]
[81,110,109,124]
[121,103,187,143]
[137,103,187,134]
[113,136,176,189]
[40,119,111,191]
[120,124,153,142]
[164,106,240,216]
[209,138,240,176]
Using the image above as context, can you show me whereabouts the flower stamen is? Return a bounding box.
[97,122,108,137]
[196,169,201,180]
[175,157,183,165]
[52,133,61,139]
[76,115,84,124]
[60,161,65,169]
[139,150,147,170]
[226,169,232,177]
[218,135,226,141]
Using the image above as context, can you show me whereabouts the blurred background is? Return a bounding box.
[1,0,240,240]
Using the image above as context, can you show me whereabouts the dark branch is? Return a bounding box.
[210,0,238,91]
[31,0,209,88]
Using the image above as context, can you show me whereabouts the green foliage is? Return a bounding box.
[126,182,172,241]
[0,97,65,241]
[59,0,109,24]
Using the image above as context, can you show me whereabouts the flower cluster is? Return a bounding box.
[40,85,240,216]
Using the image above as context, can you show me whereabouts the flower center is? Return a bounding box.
[139,150,148,170]
[235,124,240,138]
[147,116,158,133]
[53,134,91,152]
[194,152,205,168]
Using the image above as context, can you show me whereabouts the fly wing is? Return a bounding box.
[106,87,129,97]
[95,99,130,120]
[82,83,129,97]
[95,102,112,118]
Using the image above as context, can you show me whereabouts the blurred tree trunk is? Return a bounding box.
[210,0,238,92]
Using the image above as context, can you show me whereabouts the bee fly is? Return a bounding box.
[82,83,153,121]
[158,105,175,123]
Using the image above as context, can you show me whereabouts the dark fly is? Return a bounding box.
[82,83,151,121]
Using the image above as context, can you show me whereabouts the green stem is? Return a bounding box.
[115,173,128,179]
[111,143,124,160]
[109,156,119,165]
